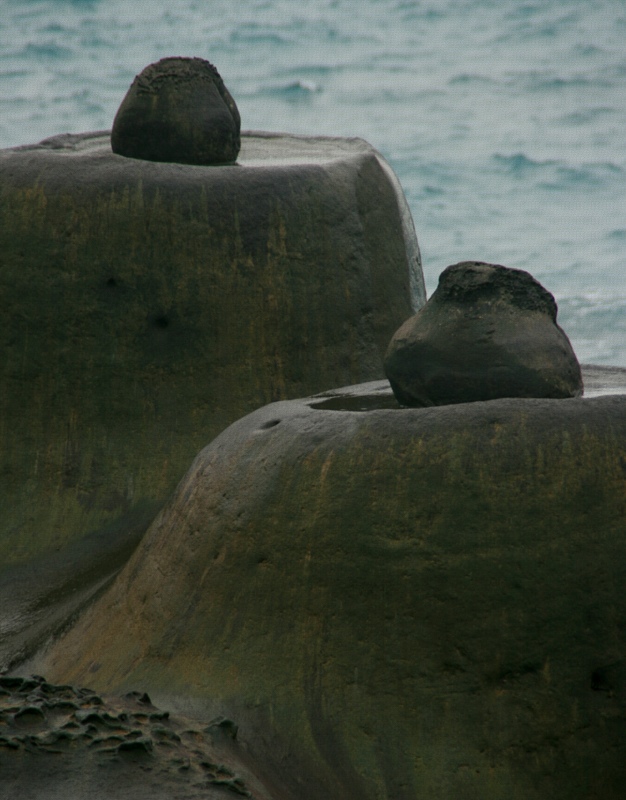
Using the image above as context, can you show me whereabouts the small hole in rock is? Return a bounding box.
[154,315,169,329]
[259,419,280,430]
[106,278,117,287]
[591,669,605,691]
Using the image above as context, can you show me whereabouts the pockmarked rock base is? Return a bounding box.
[0,674,275,799]
[385,261,583,406]
[29,367,626,800]
[0,130,422,671]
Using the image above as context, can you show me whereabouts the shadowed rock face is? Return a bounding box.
[385,261,583,406]
[0,130,421,672]
[28,372,626,800]
[111,57,241,165]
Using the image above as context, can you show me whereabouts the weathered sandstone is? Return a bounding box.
[28,368,626,799]
[0,130,423,669]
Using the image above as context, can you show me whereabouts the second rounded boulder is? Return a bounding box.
[384,261,583,406]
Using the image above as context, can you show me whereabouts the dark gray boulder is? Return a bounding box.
[111,57,241,164]
[385,260,583,406]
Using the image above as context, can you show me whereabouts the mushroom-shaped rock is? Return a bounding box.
[111,57,241,164]
[0,129,422,671]
[385,261,583,406]
[29,368,626,799]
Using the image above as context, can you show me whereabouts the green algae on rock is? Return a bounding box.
[30,369,626,800]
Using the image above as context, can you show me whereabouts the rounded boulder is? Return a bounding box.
[111,57,241,165]
[384,261,583,406]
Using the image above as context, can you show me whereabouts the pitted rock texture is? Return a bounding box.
[0,674,254,798]
[111,57,241,164]
[384,261,583,406]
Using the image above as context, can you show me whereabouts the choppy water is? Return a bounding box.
[1,0,624,365]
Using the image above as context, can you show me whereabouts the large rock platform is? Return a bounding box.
[26,366,626,800]
[0,131,422,669]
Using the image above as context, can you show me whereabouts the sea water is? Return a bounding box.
[1,0,624,365]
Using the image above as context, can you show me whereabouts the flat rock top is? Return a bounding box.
[311,363,626,410]
[3,130,378,169]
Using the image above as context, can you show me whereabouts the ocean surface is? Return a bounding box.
[1,0,624,365]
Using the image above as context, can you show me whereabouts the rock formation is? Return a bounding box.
[385,261,583,406]
[111,57,241,164]
[27,368,626,799]
[0,128,423,671]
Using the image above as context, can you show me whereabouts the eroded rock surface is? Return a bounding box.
[0,674,262,799]
[111,57,241,164]
[385,261,583,406]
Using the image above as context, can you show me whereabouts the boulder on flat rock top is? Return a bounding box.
[111,57,241,164]
[0,130,423,671]
[28,368,626,800]
[385,260,583,406]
